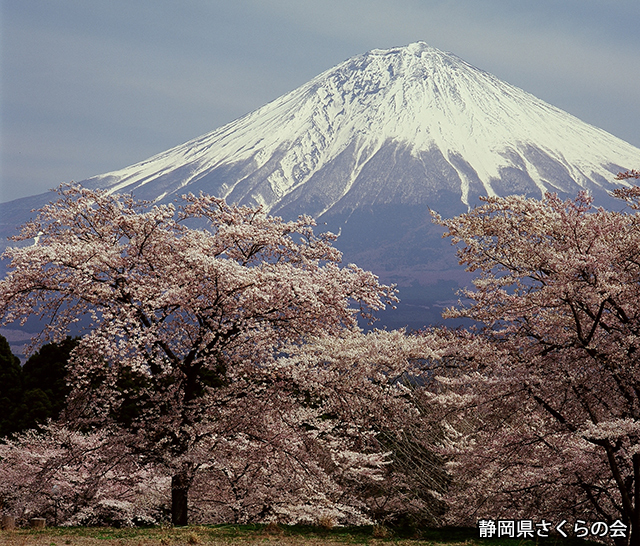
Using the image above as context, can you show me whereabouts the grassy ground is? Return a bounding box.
[0,524,602,546]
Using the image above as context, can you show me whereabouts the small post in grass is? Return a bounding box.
[30,517,46,529]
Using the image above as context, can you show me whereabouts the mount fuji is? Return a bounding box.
[2,42,639,330]
[81,42,638,215]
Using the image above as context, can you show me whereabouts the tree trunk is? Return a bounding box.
[171,472,190,526]
[630,454,640,546]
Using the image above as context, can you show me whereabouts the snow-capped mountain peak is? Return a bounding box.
[85,41,638,217]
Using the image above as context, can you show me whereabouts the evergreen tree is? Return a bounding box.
[20,337,77,429]
[0,334,23,437]
[0,336,78,437]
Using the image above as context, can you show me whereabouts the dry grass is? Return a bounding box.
[0,525,484,546]
[371,525,390,539]
[314,516,335,530]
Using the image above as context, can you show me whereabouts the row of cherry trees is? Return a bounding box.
[0,179,638,544]
[428,172,640,546]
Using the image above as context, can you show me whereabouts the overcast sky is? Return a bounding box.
[2,0,640,203]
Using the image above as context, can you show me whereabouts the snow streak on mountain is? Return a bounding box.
[85,41,638,218]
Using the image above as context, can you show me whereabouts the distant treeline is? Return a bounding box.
[0,335,77,437]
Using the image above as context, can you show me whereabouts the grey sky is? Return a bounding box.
[2,0,639,203]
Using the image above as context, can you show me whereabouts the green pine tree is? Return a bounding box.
[19,337,78,430]
[0,334,23,437]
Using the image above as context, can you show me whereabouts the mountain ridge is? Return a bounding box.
[77,41,638,219]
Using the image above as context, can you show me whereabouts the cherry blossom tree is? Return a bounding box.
[274,328,449,527]
[0,185,395,525]
[431,188,640,545]
[173,328,447,526]
[616,169,640,183]
[0,422,168,527]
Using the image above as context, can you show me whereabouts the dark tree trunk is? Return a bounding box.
[630,454,640,546]
[171,472,190,526]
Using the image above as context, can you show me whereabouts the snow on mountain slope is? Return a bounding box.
[84,41,639,219]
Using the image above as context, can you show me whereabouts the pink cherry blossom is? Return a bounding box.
[431,188,640,546]
[0,184,397,525]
